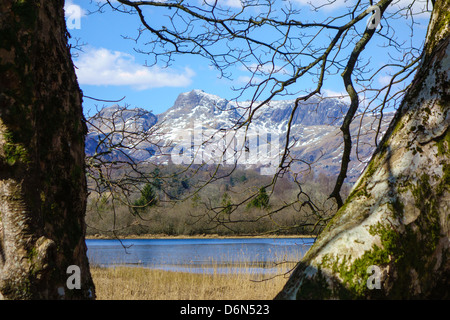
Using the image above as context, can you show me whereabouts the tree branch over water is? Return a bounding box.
[87,0,432,235]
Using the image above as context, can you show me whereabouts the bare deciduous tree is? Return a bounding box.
[88,0,431,233]
[94,0,449,299]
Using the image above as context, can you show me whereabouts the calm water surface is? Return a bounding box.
[86,237,314,274]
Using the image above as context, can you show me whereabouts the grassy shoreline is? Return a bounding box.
[88,233,311,299]
[91,265,293,300]
[86,233,316,240]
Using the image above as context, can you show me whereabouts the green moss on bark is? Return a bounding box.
[333,172,442,298]
[424,0,450,57]
[436,128,450,157]
[299,165,446,299]
[2,131,30,166]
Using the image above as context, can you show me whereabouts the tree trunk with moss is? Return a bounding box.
[0,0,95,299]
[276,1,449,299]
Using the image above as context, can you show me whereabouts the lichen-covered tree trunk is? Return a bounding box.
[0,0,95,299]
[276,1,449,299]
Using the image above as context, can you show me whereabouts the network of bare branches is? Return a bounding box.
[85,105,165,211]
[84,0,432,235]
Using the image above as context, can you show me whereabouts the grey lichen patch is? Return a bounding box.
[30,236,56,277]
[296,231,391,299]
[309,201,441,299]
[296,159,448,299]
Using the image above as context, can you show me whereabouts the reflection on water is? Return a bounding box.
[86,237,314,274]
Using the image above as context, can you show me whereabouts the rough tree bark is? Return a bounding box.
[276,0,449,299]
[0,0,95,299]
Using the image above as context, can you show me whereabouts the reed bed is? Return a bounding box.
[90,252,300,300]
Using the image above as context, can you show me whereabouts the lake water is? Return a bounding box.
[86,237,314,274]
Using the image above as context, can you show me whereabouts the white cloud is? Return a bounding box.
[74,47,195,90]
[378,75,392,86]
[223,0,243,8]
[201,0,243,8]
[322,89,351,103]
[236,75,264,85]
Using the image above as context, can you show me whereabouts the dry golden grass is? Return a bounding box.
[91,264,293,300]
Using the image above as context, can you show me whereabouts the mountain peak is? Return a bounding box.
[173,89,224,107]
[90,104,157,132]
[184,89,206,96]
[159,89,237,126]
[86,90,393,181]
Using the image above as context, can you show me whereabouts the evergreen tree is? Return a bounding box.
[133,183,157,214]
[247,187,270,210]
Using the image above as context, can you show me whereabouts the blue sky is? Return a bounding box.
[65,0,431,116]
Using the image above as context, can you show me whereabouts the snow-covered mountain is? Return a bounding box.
[86,89,394,181]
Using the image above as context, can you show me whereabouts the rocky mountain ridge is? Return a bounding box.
[86,89,394,182]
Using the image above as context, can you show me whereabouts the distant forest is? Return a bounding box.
[85,164,352,237]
